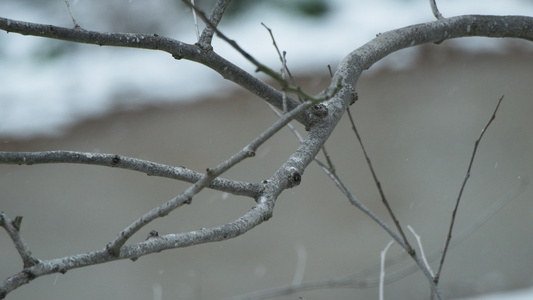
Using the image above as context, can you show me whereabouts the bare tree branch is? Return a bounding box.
[63,0,81,29]
[0,151,261,197]
[190,0,200,41]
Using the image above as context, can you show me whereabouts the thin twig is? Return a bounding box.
[347,107,414,255]
[262,23,304,110]
[63,0,81,29]
[266,103,304,142]
[407,225,434,277]
[261,23,297,87]
[435,95,505,283]
[379,240,394,300]
[190,0,200,41]
[429,0,444,20]
[261,22,288,113]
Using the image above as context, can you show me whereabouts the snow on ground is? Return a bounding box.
[1,0,533,138]
[458,287,533,300]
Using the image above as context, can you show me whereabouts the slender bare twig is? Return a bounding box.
[407,225,434,277]
[434,95,504,283]
[429,0,444,20]
[261,23,297,87]
[324,162,440,298]
[347,107,414,255]
[379,240,394,300]
[262,23,290,111]
[63,0,81,29]
[0,151,260,197]
[266,103,304,141]
[190,0,200,41]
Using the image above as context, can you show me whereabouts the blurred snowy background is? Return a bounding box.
[1,0,533,138]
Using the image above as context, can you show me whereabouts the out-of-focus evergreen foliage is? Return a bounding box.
[222,0,330,18]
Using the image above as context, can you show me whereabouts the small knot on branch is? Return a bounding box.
[111,155,121,166]
[312,103,328,118]
[286,168,302,188]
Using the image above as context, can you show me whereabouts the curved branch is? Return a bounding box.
[329,14,533,97]
[0,17,313,126]
[0,151,261,197]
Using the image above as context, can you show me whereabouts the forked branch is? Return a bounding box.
[182,0,340,103]
[105,100,315,255]
[195,0,233,48]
